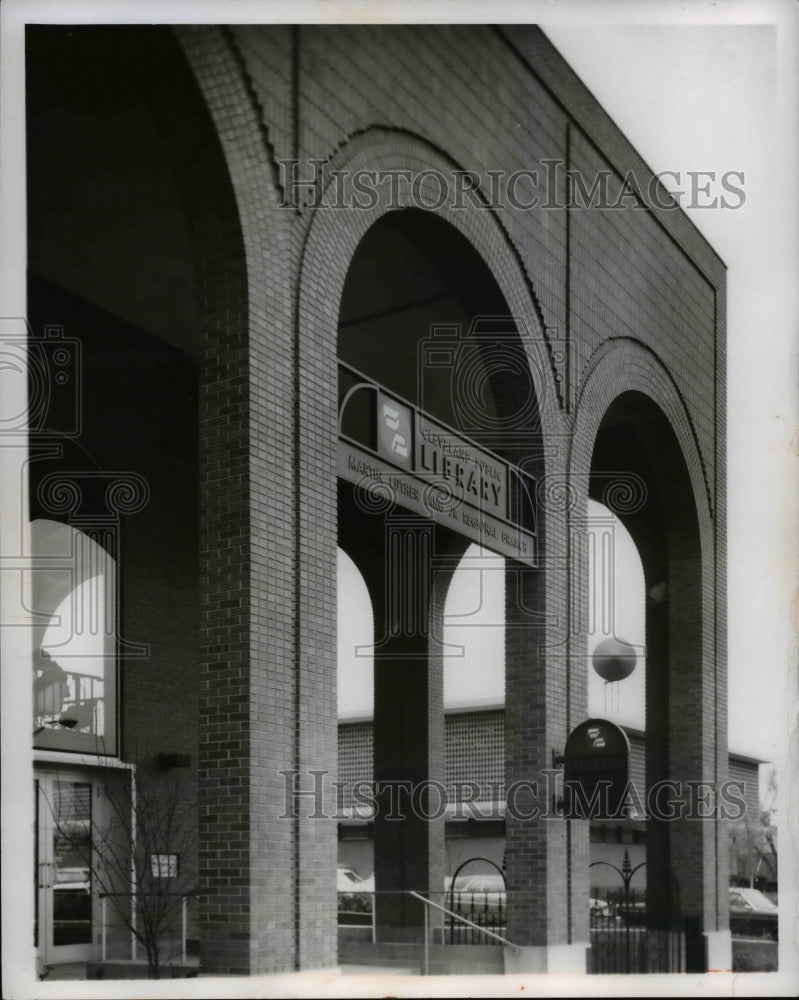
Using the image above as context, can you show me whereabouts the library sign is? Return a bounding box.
[338,367,537,566]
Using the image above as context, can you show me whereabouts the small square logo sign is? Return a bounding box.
[150,854,178,878]
[377,392,413,469]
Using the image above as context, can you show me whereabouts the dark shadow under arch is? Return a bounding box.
[338,208,542,470]
[590,389,711,960]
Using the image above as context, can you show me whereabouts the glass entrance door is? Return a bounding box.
[35,770,98,965]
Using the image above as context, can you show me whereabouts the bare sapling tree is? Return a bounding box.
[45,759,197,978]
[728,766,778,892]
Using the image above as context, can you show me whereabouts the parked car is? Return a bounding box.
[54,867,90,892]
[337,866,374,919]
[445,873,506,916]
[729,886,778,940]
[589,897,611,917]
[336,866,374,893]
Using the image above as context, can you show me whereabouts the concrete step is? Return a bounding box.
[339,940,505,975]
[86,960,199,979]
[340,964,418,975]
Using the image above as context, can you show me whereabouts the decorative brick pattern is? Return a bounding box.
[446,710,505,790]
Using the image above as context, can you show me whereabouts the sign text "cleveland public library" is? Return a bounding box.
[338,367,537,565]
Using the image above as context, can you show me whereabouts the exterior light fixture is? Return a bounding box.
[592,637,637,683]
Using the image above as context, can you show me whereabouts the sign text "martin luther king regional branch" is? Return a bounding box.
[338,366,537,565]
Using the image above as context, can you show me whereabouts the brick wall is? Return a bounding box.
[338,713,756,819]
[176,22,725,970]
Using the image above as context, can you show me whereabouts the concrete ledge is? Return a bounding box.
[503,946,545,975]
[705,929,733,972]
[547,942,590,974]
[427,944,504,975]
[339,940,505,974]
[503,942,588,974]
[86,960,198,980]
[339,941,419,969]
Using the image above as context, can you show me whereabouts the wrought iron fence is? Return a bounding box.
[589,851,685,974]
[444,889,506,944]
[336,887,507,946]
[589,906,684,974]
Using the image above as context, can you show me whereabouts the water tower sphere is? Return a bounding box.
[592,637,637,682]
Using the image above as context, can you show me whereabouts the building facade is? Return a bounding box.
[337,709,760,893]
[23,23,728,977]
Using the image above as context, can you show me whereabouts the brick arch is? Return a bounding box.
[567,337,726,965]
[297,127,565,453]
[297,128,562,727]
[568,337,713,529]
[298,128,587,951]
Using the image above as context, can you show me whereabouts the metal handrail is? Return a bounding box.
[408,890,519,974]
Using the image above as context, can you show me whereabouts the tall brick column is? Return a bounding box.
[664,487,728,971]
[503,467,590,974]
[504,559,551,957]
[369,516,446,940]
[177,26,338,975]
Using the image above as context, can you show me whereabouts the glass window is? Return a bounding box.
[31,519,117,754]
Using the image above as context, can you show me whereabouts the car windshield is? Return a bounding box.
[451,874,504,892]
[476,877,503,892]
[730,888,777,913]
[55,867,89,884]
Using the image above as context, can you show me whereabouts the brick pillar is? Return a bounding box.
[504,564,561,971]
[641,437,728,971]
[666,531,728,972]
[503,485,589,975]
[644,595,673,930]
[175,25,340,974]
[371,515,445,941]
[175,28,305,975]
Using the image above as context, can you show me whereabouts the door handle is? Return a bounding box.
[38,861,57,888]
